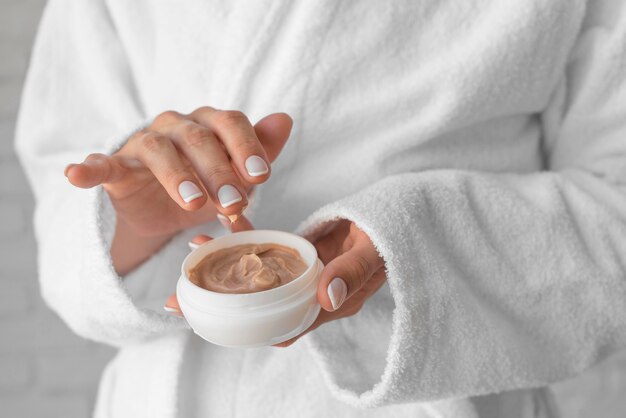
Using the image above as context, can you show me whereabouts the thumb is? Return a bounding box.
[65,153,127,188]
[254,113,293,164]
[316,242,383,312]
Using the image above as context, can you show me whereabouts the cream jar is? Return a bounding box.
[176,230,323,348]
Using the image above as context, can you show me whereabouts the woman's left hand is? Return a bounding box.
[164,218,387,347]
[276,220,386,346]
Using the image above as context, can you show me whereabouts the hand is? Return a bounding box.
[64,107,292,238]
[275,220,386,347]
[164,220,387,347]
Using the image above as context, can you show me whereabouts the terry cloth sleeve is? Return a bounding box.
[14,0,193,347]
[295,1,626,408]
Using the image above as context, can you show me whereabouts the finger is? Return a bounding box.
[311,221,352,265]
[189,213,254,248]
[312,231,342,266]
[317,241,384,312]
[253,113,293,163]
[362,268,388,295]
[192,108,271,184]
[276,270,388,348]
[191,234,213,245]
[216,213,255,232]
[188,234,213,250]
[163,294,183,317]
[64,153,127,189]
[122,131,208,211]
[154,119,248,217]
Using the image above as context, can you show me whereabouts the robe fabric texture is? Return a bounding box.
[15,0,626,417]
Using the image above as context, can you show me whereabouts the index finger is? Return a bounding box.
[253,113,293,163]
[191,107,271,185]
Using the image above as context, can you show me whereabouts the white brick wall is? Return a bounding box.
[0,1,114,417]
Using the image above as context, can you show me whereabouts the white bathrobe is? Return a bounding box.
[15,0,626,417]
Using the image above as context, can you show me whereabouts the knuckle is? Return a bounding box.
[140,133,168,152]
[163,167,190,185]
[191,106,216,117]
[232,135,260,154]
[350,222,364,237]
[154,110,181,126]
[203,164,235,184]
[128,129,147,144]
[213,110,248,127]
[182,125,212,148]
[349,254,371,288]
[85,152,106,162]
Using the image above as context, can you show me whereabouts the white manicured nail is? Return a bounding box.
[188,241,200,250]
[216,213,231,229]
[217,185,242,208]
[163,305,183,317]
[245,155,269,177]
[327,277,348,311]
[179,181,203,203]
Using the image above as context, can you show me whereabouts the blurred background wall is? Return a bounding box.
[0,1,624,417]
[1,1,114,416]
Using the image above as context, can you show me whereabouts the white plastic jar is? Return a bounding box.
[176,230,323,348]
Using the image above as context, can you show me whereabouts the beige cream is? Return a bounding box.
[189,243,308,294]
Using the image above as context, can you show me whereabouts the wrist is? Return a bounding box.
[110,216,176,276]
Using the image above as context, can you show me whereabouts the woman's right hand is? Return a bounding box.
[64,107,293,238]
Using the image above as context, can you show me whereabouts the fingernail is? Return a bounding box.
[216,213,231,229]
[217,184,242,208]
[327,277,348,311]
[163,305,183,317]
[188,241,200,250]
[179,181,203,203]
[245,155,269,177]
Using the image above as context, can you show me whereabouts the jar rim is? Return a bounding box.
[177,260,322,315]
[178,230,322,312]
